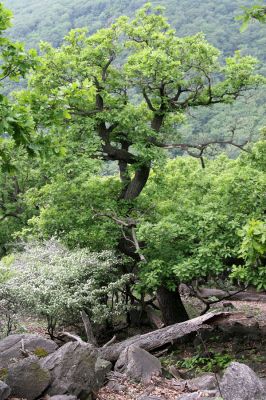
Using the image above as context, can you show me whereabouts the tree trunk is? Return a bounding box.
[156,286,189,325]
[122,165,150,200]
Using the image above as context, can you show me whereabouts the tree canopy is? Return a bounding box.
[0,3,37,165]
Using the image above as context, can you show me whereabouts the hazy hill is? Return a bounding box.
[3,0,266,148]
[3,0,266,62]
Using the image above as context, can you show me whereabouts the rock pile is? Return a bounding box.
[0,333,265,400]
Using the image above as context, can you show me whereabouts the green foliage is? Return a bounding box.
[0,148,44,257]
[22,172,121,250]
[237,4,266,31]
[0,253,14,284]
[0,2,38,163]
[175,352,233,373]
[231,219,266,290]
[0,240,132,332]
[137,143,266,290]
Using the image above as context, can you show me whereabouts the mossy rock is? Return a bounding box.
[0,368,8,381]
[6,356,51,400]
[33,347,49,358]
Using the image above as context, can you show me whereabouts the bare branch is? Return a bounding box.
[142,88,156,111]
[191,285,249,315]
[95,212,146,262]
[102,335,117,348]
[95,212,136,228]
[81,310,98,346]
[131,227,146,263]
[150,138,250,154]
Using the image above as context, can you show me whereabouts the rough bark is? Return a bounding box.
[156,286,189,325]
[122,165,150,201]
[198,288,266,303]
[99,312,230,361]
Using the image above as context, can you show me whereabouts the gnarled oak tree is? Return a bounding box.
[22,3,264,324]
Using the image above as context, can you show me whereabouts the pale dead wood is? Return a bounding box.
[58,331,86,344]
[102,335,117,348]
[20,338,31,357]
[81,310,98,346]
[99,312,231,361]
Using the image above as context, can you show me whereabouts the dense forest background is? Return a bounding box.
[3,0,266,148]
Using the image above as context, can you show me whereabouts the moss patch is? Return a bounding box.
[33,347,49,358]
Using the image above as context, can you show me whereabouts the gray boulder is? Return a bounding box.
[0,333,58,368]
[49,396,78,400]
[106,380,126,393]
[137,397,163,400]
[95,357,113,388]
[177,390,220,399]
[0,381,11,400]
[115,345,162,383]
[186,373,217,391]
[177,393,201,400]
[220,362,265,400]
[6,356,51,400]
[41,342,111,397]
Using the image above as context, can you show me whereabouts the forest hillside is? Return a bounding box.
[3,0,266,145]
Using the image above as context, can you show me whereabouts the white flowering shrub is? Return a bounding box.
[0,240,132,336]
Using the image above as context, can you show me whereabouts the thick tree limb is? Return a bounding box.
[102,142,137,164]
[99,312,230,361]
[196,288,266,303]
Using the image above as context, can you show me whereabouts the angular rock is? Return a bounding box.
[6,356,51,400]
[220,362,265,400]
[177,393,201,400]
[177,393,220,400]
[49,396,78,400]
[0,381,11,400]
[261,378,266,392]
[137,397,162,400]
[106,380,127,393]
[115,345,161,382]
[95,357,113,388]
[137,396,163,400]
[0,333,58,368]
[41,342,112,397]
[186,373,217,391]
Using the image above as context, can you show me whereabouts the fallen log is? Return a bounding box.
[99,312,230,362]
[198,288,266,303]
